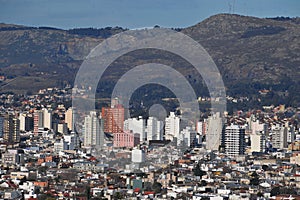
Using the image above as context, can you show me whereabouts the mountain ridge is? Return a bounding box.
[0,14,299,107]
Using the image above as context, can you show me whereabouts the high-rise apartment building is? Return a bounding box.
[0,116,4,137]
[271,125,288,149]
[206,113,223,151]
[19,113,34,132]
[165,112,180,141]
[3,114,20,144]
[65,107,75,131]
[249,120,267,153]
[179,126,197,147]
[222,124,245,157]
[250,132,266,153]
[102,104,124,133]
[146,117,163,141]
[124,116,146,142]
[33,108,52,134]
[113,130,140,148]
[43,108,52,130]
[83,111,104,148]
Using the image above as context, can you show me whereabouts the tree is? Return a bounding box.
[257,191,263,197]
[200,180,207,186]
[85,186,91,200]
[193,164,206,177]
[270,187,280,196]
[262,165,270,171]
[152,181,162,193]
[113,192,123,199]
[38,166,48,174]
[250,171,260,186]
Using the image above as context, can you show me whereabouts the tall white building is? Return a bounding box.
[165,112,180,141]
[42,108,52,130]
[146,117,163,141]
[271,125,288,149]
[249,120,267,153]
[222,124,245,157]
[250,132,266,153]
[64,133,80,150]
[196,120,208,135]
[33,109,52,133]
[179,126,197,147]
[206,113,223,151]
[57,123,68,134]
[34,110,43,134]
[124,116,146,142]
[250,120,268,135]
[287,124,295,143]
[131,149,146,163]
[65,107,75,131]
[19,113,26,132]
[83,111,104,148]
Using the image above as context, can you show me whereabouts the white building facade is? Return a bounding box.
[84,111,104,148]
[206,113,223,151]
[222,124,245,157]
[165,112,180,141]
[124,116,146,142]
[146,117,163,141]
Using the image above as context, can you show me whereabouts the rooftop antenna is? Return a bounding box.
[233,0,236,14]
[228,1,232,14]
[228,0,236,14]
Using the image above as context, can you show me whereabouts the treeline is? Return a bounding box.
[268,16,300,24]
[0,25,127,39]
[67,27,127,38]
[0,26,62,31]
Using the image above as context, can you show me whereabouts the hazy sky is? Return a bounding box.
[0,0,299,29]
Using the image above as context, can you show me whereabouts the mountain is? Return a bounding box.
[184,14,300,83]
[0,24,125,93]
[0,14,299,107]
[183,14,300,107]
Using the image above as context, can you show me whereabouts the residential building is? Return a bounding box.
[206,112,223,151]
[179,126,197,147]
[3,114,20,144]
[132,149,146,163]
[54,139,68,153]
[19,113,33,132]
[2,149,24,165]
[83,111,104,148]
[146,117,163,141]
[57,123,68,134]
[34,110,43,135]
[33,108,52,134]
[124,116,146,142]
[43,108,52,130]
[113,130,140,148]
[196,120,207,135]
[65,107,75,131]
[271,125,288,149]
[250,131,266,153]
[222,124,245,157]
[64,133,80,150]
[0,116,3,137]
[102,104,124,133]
[165,112,180,141]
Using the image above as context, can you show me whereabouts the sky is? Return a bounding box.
[0,0,299,29]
